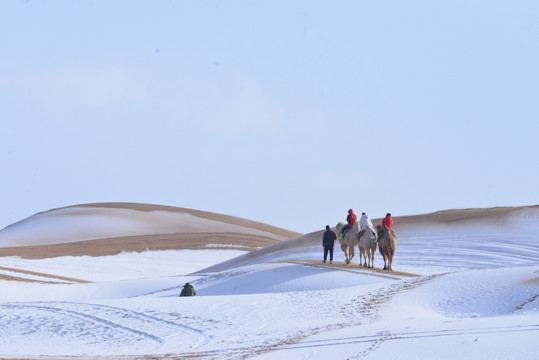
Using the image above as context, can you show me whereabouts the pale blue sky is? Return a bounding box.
[1,1,538,233]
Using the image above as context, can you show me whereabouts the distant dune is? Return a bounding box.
[0,202,300,258]
[0,203,537,260]
[389,205,539,224]
[198,205,539,274]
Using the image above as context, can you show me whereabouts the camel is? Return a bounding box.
[375,224,396,270]
[336,221,359,264]
[358,224,377,268]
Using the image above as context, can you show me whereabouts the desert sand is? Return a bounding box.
[0,203,536,260]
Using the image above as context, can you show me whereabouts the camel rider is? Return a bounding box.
[360,212,374,230]
[358,212,375,241]
[377,213,395,241]
[382,213,393,231]
[339,209,357,239]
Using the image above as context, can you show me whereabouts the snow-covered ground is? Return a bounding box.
[0,206,537,359]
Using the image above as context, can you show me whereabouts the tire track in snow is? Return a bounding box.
[262,325,539,352]
[0,301,210,353]
[0,303,163,345]
[62,302,210,346]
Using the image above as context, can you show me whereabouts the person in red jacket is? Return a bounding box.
[339,209,357,239]
[381,213,393,231]
[378,213,395,241]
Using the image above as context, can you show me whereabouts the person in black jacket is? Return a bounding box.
[322,225,337,263]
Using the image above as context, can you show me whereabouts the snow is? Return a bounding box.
[0,249,246,282]
[0,206,287,247]
[0,207,538,359]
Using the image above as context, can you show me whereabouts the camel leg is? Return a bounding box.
[365,250,369,268]
[340,244,348,263]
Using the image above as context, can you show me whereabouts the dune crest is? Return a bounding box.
[0,202,301,258]
[0,203,537,260]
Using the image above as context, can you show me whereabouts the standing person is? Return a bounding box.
[179,282,196,296]
[339,209,357,239]
[322,225,337,263]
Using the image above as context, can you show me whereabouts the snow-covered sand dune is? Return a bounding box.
[0,204,537,359]
[199,205,539,274]
[0,203,300,257]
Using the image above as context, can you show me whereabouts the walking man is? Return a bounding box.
[322,225,337,263]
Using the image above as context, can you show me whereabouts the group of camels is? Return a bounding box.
[335,221,396,270]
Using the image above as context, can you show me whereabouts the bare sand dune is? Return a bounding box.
[0,265,90,284]
[0,232,282,259]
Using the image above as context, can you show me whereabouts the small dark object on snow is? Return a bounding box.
[179,282,196,297]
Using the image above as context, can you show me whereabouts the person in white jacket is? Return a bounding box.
[359,212,374,231]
